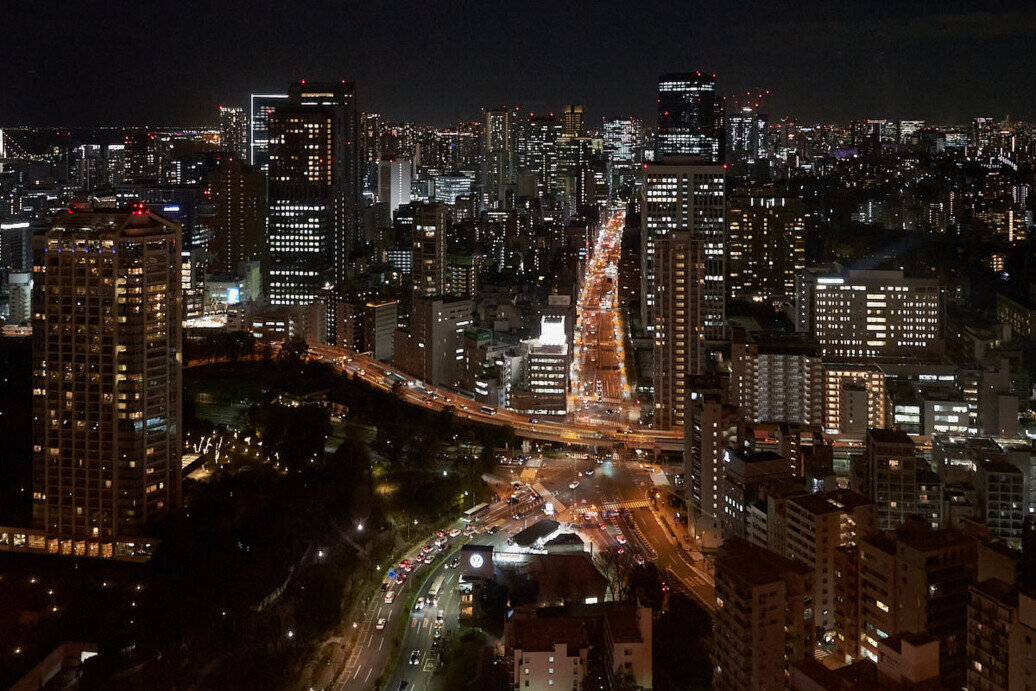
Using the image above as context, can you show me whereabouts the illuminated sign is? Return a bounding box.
[227,287,241,305]
[469,553,484,569]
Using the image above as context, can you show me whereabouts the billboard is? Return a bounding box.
[459,544,494,580]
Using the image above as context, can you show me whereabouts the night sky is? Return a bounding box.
[3,0,1036,127]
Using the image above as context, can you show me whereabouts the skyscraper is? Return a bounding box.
[602,117,646,198]
[562,104,584,137]
[248,92,288,171]
[726,106,769,166]
[640,159,726,340]
[653,231,704,429]
[32,208,182,556]
[656,72,725,163]
[515,113,562,201]
[412,202,447,298]
[266,81,360,306]
[210,156,267,274]
[726,193,805,303]
[218,105,248,160]
[377,158,412,219]
[481,108,513,208]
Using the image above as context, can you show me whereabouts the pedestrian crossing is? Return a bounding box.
[599,499,650,510]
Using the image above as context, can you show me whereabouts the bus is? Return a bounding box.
[427,574,446,606]
[463,502,490,523]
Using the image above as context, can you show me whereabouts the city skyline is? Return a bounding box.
[4,2,1036,127]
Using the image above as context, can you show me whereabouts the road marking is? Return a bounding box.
[379,637,384,650]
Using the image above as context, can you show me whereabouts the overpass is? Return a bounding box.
[306,344,684,454]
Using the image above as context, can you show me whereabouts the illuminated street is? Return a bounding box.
[572,207,634,424]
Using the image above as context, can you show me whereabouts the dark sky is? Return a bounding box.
[3,0,1035,127]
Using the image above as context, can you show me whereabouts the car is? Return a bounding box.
[528,417,539,423]
[410,650,421,665]
[512,513,521,520]
[441,396,452,403]
[635,554,646,566]
[380,581,389,591]
[617,534,627,544]
[598,523,607,530]
[398,682,409,691]
[449,557,460,568]
[448,528,460,537]
[487,525,500,535]
[422,545,433,553]
[437,529,446,538]
[376,617,387,630]
[569,481,580,489]
[395,574,406,584]
[384,590,395,603]
[513,482,522,490]
[415,597,424,610]
[584,468,595,476]
[616,547,625,554]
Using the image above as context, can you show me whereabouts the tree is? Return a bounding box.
[280,335,308,362]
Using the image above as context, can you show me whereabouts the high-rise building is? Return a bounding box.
[601,117,646,198]
[652,231,704,429]
[785,490,878,635]
[5,271,32,325]
[515,113,563,201]
[210,156,267,274]
[726,106,769,165]
[640,160,725,341]
[218,105,248,160]
[394,296,473,387]
[713,538,814,690]
[729,329,823,427]
[31,209,182,556]
[795,266,943,359]
[966,581,1036,691]
[853,429,943,530]
[249,93,288,171]
[377,158,412,219]
[726,193,805,303]
[850,520,976,686]
[266,81,360,306]
[123,129,161,183]
[509,315,570,417]
[412,202,447,298]
[656,72,725,163]
[481,108,512,208]
[562,104,584,137]
[686,375,741,548]
[822,364,887,434]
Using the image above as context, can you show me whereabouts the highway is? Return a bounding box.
[306,344,683,453]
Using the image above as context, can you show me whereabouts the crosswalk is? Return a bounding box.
[599,499,650,510]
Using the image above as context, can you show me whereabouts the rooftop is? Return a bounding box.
[789,489,873,515]
[867,428,915,446]
[509,616,589,654]
[716,537,811,586]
